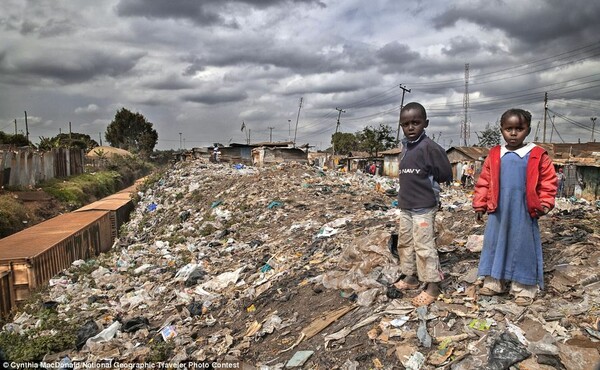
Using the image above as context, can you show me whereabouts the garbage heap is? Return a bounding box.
[2,160,599,369]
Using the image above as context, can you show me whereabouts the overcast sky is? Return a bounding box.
[1,0,599,151]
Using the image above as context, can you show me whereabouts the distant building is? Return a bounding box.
[447,143,600,200]
[252,144,308,166]
[445,146,490,181]
[380,147,402,177]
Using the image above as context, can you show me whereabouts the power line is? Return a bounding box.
[294,42,600,145]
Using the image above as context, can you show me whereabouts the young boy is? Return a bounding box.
[393,102,453,307]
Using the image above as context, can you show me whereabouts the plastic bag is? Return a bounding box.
[76,320,100,350]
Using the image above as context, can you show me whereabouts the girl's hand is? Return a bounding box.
[476,211,485,224]
[535,207,550,217]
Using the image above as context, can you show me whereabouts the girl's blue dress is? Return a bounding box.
[478,151,544,288]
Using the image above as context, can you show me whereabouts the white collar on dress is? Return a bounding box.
[500,142,536,158]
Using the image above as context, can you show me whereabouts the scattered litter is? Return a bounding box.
[267,200,283,209]
[486,332,531,370]
[286,350,314,368]
[86,321,121,347]
[160,325,177,341]
[3,161,598,367]
[404,351,425,370]
[390,316,410,328]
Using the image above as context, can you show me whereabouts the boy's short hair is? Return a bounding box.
[401,102,427,119]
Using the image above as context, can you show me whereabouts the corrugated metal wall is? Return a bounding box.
[383,155,399,178]
[0,148,84,187]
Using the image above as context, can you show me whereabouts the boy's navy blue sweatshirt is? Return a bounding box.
[398,133,453,209]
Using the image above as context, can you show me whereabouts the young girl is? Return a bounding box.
[473,108,557,306]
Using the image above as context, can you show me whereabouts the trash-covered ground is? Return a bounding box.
[3,160,600,369]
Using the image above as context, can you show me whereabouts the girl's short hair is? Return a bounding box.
[500,109,532,127]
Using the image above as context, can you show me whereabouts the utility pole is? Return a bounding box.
[592,117,597,142]
[69,122,72,147]
[461,64,470,146]
[99,132,103,146]
[335,107,346,134]
[293,97,303,147]
[333,107,346,155]
[24,111,29,145]
[287,119,291,142]
[543,92,548,143]
[14,119,17,135]
[179,132,182,150]
[268,126,274,142]
[395,84,411,142]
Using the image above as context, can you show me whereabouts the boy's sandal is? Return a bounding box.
[393,280,420,290]
[411,291,437,307]
[514,296,534,306]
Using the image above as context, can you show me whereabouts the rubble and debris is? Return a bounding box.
[1,160,599,368]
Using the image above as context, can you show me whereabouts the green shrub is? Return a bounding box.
[41,171,131,209]
[0,309,77,361]
[0,195,27,237]
[146,339,175,362]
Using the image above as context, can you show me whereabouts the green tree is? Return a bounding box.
[38,133,98,151]
[331,132,359,155]
[0,132,31,147]
[477,123,501,147]
[105,108,158,157]
[356,124,397,156]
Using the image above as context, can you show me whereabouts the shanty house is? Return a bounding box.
[445,146,490,181]
[380,147,402,178]
[252,142,308,166]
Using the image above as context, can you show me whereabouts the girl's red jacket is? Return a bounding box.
[472,145,557,218]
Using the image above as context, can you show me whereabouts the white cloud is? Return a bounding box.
[75,104,99,114]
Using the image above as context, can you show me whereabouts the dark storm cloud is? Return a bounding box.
[19,18,75,37]
[283,79,367,96]
[184,90,249,105]
[142,75,195,90]
[236,0,325,8]
[433,0,600,46]
[116,0,325,27]
[442,36,490,57]
[0,50,144,84]
[375,41,424,75]
[116,0,226,27]
[184,41,376,77]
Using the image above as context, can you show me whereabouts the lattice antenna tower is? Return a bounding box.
[461,63,470,146]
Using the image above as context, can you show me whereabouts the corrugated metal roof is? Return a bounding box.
[380,148,402,155]
[448,143,600,167]
[0,211,109,261]
[75,197,132,212]
[348,151,370,158]
[535,142,600,159]
[446,147,490,160]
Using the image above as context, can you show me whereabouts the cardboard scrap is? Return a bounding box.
[301,305,356,339]
[278,305,356,354]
